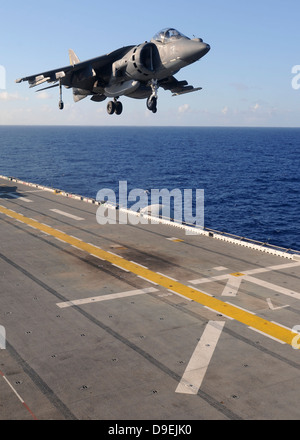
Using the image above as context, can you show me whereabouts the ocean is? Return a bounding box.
[0,126,299,251]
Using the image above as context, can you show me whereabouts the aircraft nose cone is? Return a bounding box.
[198,42,210,56]
[182,40,210,63]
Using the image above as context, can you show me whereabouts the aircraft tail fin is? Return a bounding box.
[69,49,80,66]
[68,49,88,102]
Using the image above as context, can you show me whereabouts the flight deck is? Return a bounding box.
[0,175,300,420]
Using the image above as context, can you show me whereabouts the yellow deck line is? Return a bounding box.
[0,204,298,348]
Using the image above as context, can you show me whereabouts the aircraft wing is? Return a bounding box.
[159,76,202,96]
[16,63,74,88]
[15,46,135,88]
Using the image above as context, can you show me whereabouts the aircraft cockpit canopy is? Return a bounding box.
[152,28,189,44]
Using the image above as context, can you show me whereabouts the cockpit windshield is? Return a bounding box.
[152,28,189,44]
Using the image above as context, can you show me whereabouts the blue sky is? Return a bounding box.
[1,0,300,126]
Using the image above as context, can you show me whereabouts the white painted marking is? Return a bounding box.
[189,286,214,297]
[190,261,300,285]
[156,272,178,282]
[245,275,300,300]
[91,253,105,261]
[57,287,158,308]
[2,375,25,402]
[70,235,82,241]
[130,261,148,269]
[55,237,66,243]
[168,289,192,301]
[189,261,300,301]
[189,274,228,285]
[107,251,123,258]
[50,209,84,221]
[22,189,45,193]
[225,302,256,315]
[222,275,244,297]
[0,192,33,202]
[158,292,173,298]
[245,261,300,275]
[213,266,228,271]
[137,275,158,285]
[266,298,289,311]
[243,268,269,275]
[248,327,286,344]
[0,370,37,419]
[18,196,33,203]
[112,263,130,272]
[271,321,294,331]
[176,321,225,394]
[203,306,234,320]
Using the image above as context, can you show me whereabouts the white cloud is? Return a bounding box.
[0,91,28,101]
[230,83,250,91]
[221,106,229,115]
[251,103,260,112]
[36,91,52,100]
[178,103,190,113]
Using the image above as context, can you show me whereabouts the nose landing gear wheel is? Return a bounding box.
[147,96,157,113]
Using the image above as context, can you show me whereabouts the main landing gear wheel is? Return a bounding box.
[114,101,123,115]
[107,100,123,115]
[107,101,115,114]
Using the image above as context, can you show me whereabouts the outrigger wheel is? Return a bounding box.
[58,79,64,110]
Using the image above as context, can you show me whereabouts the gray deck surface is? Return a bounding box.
[0,176,300,420]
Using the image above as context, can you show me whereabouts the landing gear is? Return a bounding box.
[146,79,159,113]
[115,101,123,115]
[58,79,64,110]
[147,96,157,113]
[107,100,115,114]
[107,98,123,115]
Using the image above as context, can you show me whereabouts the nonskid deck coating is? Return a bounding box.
[0,176,300,420]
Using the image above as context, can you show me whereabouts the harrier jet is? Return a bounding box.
[16,28,210,115]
